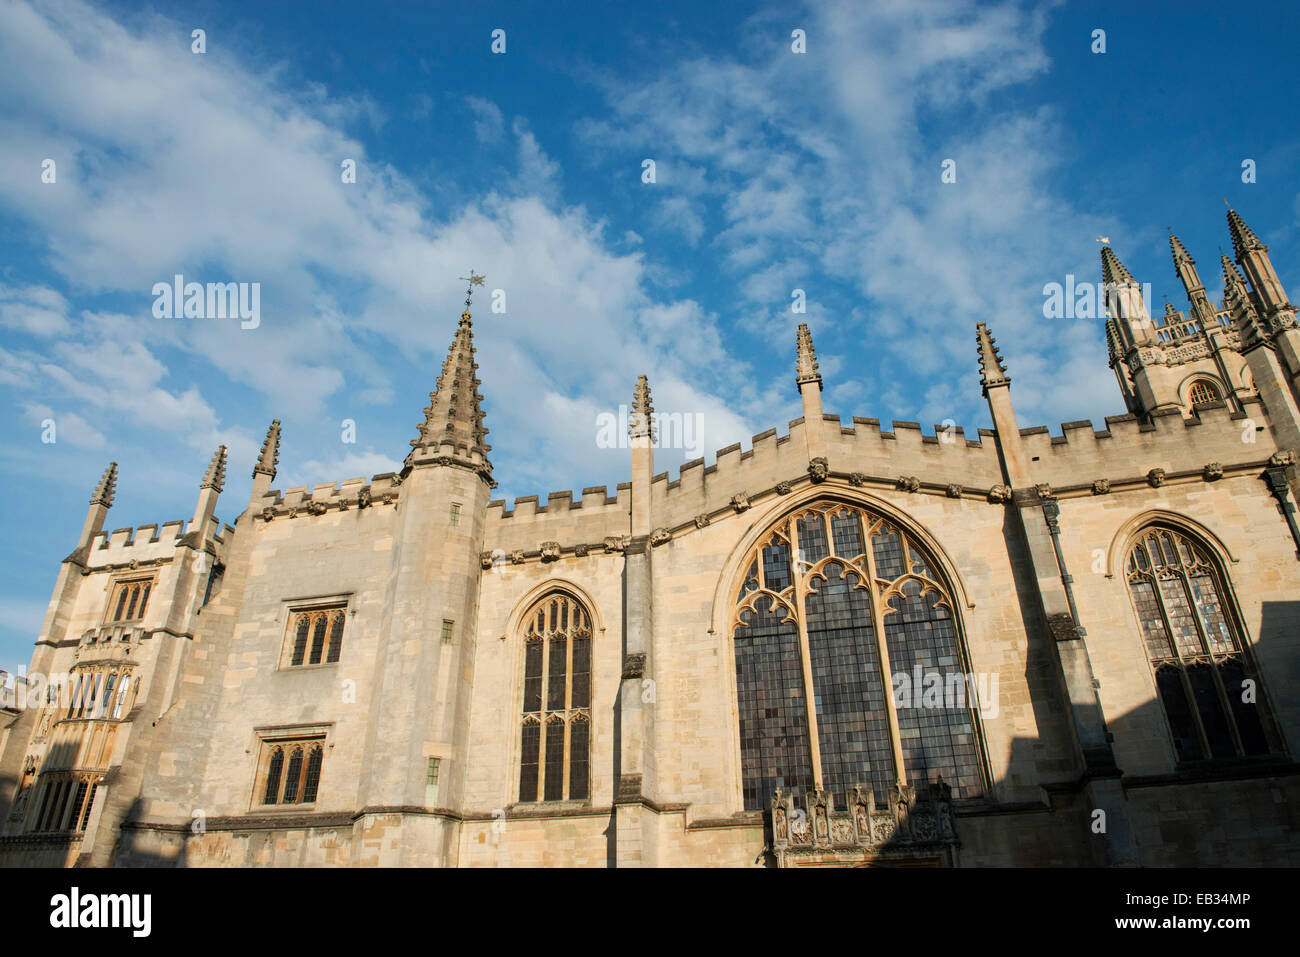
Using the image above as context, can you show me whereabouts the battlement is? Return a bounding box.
[1015,397,1275,488]
[487,484,624,520]
[85,515,235,569]
[256,471,402,513]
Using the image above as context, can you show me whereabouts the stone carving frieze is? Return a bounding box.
[771,781,957,867]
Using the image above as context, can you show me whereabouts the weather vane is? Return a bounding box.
[458,269,486,312]
[1096,235,1110,244]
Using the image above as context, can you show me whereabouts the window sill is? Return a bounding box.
[275,662,340,674]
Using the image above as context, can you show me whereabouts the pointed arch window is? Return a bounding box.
[284,604,347,667]
[106,578,153,624]
[1124,526,1274,762]
[732,501,985,812]
[256,737,326,806]
[517,592,593,803]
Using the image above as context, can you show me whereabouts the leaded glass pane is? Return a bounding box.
[885,583,983,799]
[829,509,863,558]
[547,637,567,710]
[796,513,828,565]
[762,538,792,593]
[78,783,98,830]
[283,748,304,803]
[263,749,284,804]
[1219,658,1268,756]
[326,612,345,663]
[1187,572,1233,654]
[1187,665,1235,758]
[544,719,565,801]
[523,639,543,713]
[291,618,310,666]
[871,527,906,580]
[309,616,327,664]
[1130,579,1173,658]
[1158,577,1204,658]
[519,722,540,802]
[301,747,323,802]
[734,597,813,811]
[571,637,590,709]
[569,719,590,800]
[804,563,894,805]
[1156,666,1202,761]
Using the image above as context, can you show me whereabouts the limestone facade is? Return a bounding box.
[2,209,1299,867]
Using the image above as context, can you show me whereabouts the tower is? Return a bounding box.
[355,271,495,864]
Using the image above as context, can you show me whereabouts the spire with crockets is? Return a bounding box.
[200,445,228,492]
[1227,207,1265,261]
[1100,245,1135,287]
[90,462,118,507]
[630,373,655,440]
[795,322,821,391]
[1221,254,1267,349]
[407,270,492,481]
[975,321,1009,394]
[253,419,281,479]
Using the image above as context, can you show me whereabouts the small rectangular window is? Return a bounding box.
[425,757,442,805]
[449,502,461,526]
[441,620,454,644]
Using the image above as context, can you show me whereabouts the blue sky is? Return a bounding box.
[1,0,1298,670]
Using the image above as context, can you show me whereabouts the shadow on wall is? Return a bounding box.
[110,798,187,868]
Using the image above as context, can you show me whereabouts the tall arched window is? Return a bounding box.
[1124,526,1272,761]
[517,591,593,803]
[732,500,985,812]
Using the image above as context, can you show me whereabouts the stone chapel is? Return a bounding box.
[1,207,1297,867]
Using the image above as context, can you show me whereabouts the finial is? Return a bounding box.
[90,462,118,508]
[201,445,228,492]
[630,374,656,440]
[795,322,822,391]
[254,419,281,479]
[975,321,1010,394]
[458,269,486,325]
[1169,233,1193,265]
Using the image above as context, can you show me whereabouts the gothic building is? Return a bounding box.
[1,208,1298,867]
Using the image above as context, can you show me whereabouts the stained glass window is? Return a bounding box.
[1124,526,1274,762]
[516,592,594,803]
[732,501,985,812]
